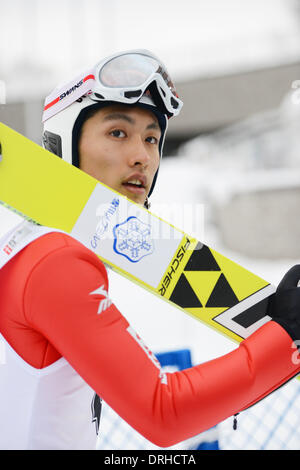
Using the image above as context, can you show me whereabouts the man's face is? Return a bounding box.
[79,104,161,205]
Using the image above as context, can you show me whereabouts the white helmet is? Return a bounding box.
[42,49,183,199]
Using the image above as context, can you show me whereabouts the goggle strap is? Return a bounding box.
[43,69,96,122]
[147,81,172,118]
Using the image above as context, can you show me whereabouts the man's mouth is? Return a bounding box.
[122,175,147,196]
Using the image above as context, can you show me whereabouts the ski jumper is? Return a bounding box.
[0,221,299,449]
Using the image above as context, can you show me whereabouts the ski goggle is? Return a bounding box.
[43,49,183,122]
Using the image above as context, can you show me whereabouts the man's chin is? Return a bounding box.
[120,185,146,206]
[126,194,145,206]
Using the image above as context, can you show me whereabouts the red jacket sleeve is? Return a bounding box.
[21,235,300,447]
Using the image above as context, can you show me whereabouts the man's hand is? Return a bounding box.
[268,265,300,348]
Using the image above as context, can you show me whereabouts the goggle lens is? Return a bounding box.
[99,53,178,99]
[99,53,159,88]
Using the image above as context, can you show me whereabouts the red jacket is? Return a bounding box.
[0,232,299,447]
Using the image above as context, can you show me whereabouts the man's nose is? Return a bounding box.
[127,136,150,167]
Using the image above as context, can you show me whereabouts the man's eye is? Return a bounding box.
[110,129,126,138]
[146,136,158,144]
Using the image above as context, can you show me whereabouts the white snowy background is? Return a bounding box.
[0,0,300,100]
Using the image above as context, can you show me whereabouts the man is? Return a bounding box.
[0,49,300,450]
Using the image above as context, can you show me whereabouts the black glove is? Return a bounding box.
[268,265,300,348]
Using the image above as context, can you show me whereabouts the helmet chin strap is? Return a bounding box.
[144,196,150,210]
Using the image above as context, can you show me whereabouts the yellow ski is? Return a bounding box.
[0,122,275,343]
